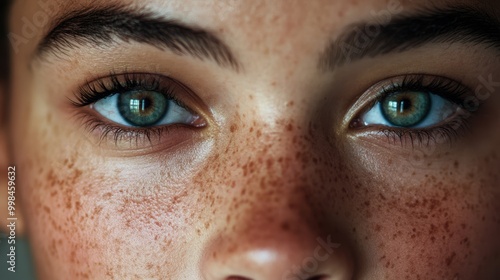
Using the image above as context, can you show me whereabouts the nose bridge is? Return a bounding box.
[225,119,338,224]
[199,121,354,280]
[238,119,322,179]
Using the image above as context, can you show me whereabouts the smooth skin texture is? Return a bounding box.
[5,0,500,279]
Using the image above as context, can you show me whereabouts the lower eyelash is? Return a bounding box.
[77,113,173,146]
[373,116,470,148]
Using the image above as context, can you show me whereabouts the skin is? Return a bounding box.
[4,0,500,279]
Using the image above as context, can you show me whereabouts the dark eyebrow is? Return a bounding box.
[319,6,500,72]
[35,6,240,71]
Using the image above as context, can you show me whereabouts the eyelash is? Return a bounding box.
[71,73,195,145]
[351,75,474,147]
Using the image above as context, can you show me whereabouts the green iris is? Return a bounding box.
[381,91,431,127]
[118,90,169,126]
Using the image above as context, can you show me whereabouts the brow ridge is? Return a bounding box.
[36,5,240,70]
[319,5,500,71]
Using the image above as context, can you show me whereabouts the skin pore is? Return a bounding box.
[5,0,500,279]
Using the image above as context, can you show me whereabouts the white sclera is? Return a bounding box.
[362,93,457,128]
[92,94,196,127]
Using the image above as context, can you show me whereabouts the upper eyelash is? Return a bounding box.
[376,74,471,107]
[70,72,182,108]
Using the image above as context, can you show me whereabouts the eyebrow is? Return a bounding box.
[319,6,500,71]
[35,6,240,70]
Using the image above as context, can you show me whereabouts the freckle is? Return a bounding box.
[249,94,254,100]
[230,124,238,133]
[445,252,456,266]
[266,158,274,168]
[286,123,293,131]
[93,206,103,216]
[103,192,112,199]
[280,222,290,231]
[454,160,459,169]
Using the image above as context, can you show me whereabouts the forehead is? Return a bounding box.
[12,0,490,34]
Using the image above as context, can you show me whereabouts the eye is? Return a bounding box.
[361,91,457,128]
[71,73,206,147]
[93,90,199,127]
[349,75,474,146]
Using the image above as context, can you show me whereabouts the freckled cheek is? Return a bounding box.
[23,162,210,276]
[16,140,195,273]
[354,186,500,278]
[18,170,95,276]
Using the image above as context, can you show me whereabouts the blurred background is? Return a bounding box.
[1,0,36,279]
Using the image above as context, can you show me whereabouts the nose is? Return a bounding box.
[199,120,355,280]
[199,176,354,280]
[201,226,354,280]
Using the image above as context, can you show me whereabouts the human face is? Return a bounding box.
[8,0,500,279]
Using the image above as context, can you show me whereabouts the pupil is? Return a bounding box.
[139,98,152,113]
[398,98,412,113]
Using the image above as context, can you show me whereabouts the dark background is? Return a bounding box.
[1,1,36,279]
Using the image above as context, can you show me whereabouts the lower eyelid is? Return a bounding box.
[353,113,470,148]
[76,111,201,149]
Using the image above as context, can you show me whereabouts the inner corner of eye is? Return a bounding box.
[348,116,365,129]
